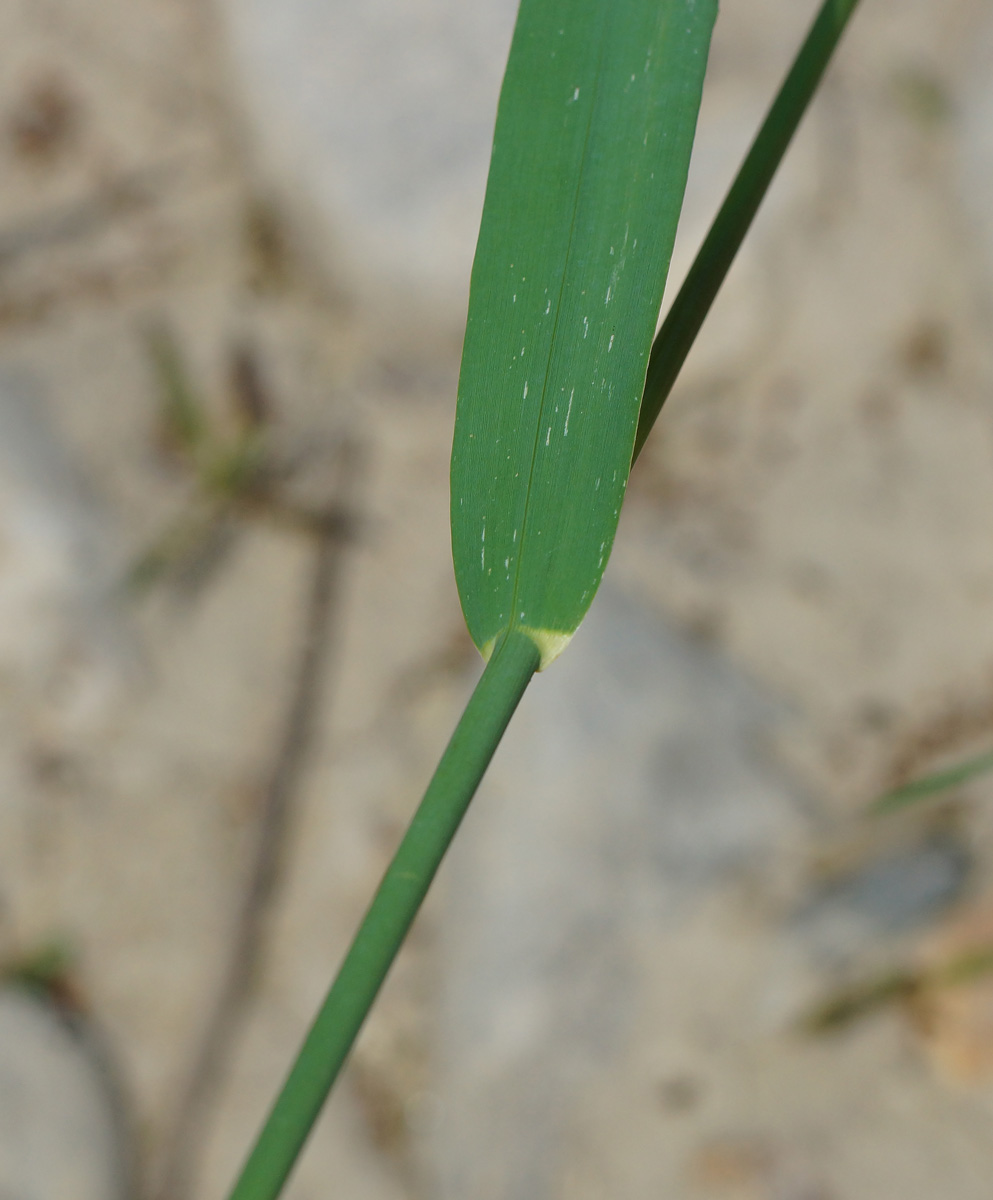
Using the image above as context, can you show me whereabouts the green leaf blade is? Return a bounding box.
[452,0,716,666]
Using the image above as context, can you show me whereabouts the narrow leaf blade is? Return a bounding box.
[634,0,862,460]
[452,0,716,666]
[871,748,993,815]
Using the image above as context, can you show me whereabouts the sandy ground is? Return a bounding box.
[1,1,993,1198]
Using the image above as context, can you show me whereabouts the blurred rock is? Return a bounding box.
[792,834,971,964]
[0,987,130,1200]
[217,0,518,324]
[0,370,126,743]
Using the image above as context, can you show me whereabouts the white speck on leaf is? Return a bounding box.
[565,388,574,435]
[608,334,615,352]
[545,427,551,446]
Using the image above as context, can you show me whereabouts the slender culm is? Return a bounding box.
[227,630,538,1200]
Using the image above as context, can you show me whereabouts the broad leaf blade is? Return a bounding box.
[452,0,716,667]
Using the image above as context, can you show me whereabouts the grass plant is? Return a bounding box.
[227,2,861,1196]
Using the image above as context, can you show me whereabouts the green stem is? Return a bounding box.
[633,0,862,461]
[227,629,540,1200]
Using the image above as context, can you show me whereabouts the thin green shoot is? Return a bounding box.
[871,748,993,816]
[803,943,993,1034]
[634,0,861,459]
